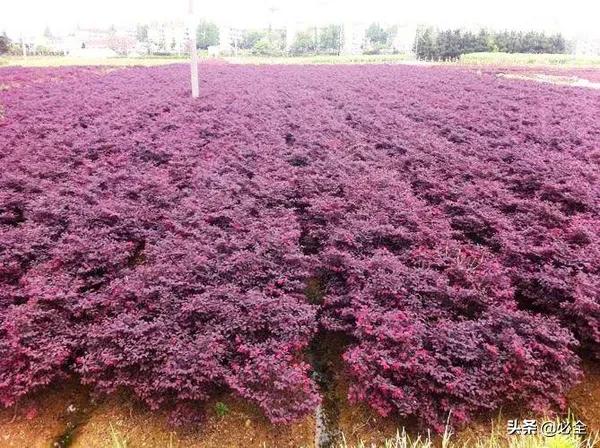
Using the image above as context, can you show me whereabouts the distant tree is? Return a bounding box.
[196,20,219,50]
[492,30,566,54]
[495,30,517,53]
[550,33,567,53]
[240,30,265,50]
[0,32,10,55]
[252,38,270,55]
[318,25,342,54]
[521,31,540,52]
[475,29,493,52]
[458,30,491,54]
[414,27,568,61]
[365,23,388,46]
[252,36,283,55]
[414,27,437,60]
[135,24,151,55]
[157,27,167,52]
[136,24,149,42]
[436,29,462,61]
[290,30,316,55]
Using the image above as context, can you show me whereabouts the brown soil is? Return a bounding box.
[0,362,598,448]
[0,387,314,448]
[335,375,413,447]
[72,395,314,448]
[0,381,90,448]
[569,360,600,432]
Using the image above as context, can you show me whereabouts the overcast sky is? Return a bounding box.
[2,0,599,38]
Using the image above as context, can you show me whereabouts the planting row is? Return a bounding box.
[0,64,598,429]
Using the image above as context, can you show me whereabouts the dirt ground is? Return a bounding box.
[0,386,315,448]
[0,362,598,448]
[569,361,600,432]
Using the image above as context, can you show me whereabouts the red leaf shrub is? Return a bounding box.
[294,154,581,428]
[344,309,579,431]
[0,63,597,429]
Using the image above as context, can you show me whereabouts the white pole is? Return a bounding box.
[189,0,199,98]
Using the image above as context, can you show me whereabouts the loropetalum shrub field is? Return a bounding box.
[0,64,598,430]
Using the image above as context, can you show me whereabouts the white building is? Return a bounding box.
[392,24,418,54]
[575,37,600,56]
[285,22,299,51]
[218,26,233,54]
[215,26,242,56]
[64,28,119,58]
[146,21,186,55]
[342,22,366,55]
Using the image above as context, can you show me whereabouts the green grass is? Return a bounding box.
[3,52,600,68]
[223,53,416,65]
[459,52,600,67]
[0,55,188,67]
[215,401,230,418]
[0,53,416,67]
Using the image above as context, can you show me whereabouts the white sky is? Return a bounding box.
[2,0,599,38]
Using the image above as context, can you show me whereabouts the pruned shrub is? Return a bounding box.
[0,63,597,429]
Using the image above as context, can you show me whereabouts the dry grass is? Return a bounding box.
[337,414,599,448]
[223,53,417,65]
[103,414,599,448]
[4,53,600,69]
[1,53,418,67]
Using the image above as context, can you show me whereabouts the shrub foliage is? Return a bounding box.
[0,64,598,429]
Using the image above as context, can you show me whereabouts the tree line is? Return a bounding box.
[194,21,398,56]
[414,28,568,61]
[0,24,571,60]
[194,22,344,56]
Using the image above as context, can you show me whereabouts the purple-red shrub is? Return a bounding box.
[344,308,579,431]
[0,63,598,429]
[0,66,320,421]
[291,153,581,428]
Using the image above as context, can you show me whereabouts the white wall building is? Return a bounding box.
[146,21,186,54]
[63,28,118,57]
[575,37,600,56]
[218,26,232,55]
[215,26,242,56]
[342,22,366,54]
[392,24,418,54]
[285,22,299,51]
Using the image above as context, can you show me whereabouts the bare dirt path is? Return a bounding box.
[0,361,598,448]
